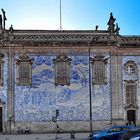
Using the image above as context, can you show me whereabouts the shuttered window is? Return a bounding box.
[92,55,108,85]
[94,60,105,84]
[53,55,71,86]
[16,55,33,85]
[126,84,136,104]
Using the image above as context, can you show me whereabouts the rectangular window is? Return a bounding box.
[91,55,108,85]
[126,85,136,104]
[92,59,107,85]
[19,62,30,84]
[16,55,33,85]
[53,55,71,86]
[94,61,105,84]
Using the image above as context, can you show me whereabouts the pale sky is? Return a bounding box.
[0,0,140,35]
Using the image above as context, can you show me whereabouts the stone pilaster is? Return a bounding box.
[7,45,14,134]
[111,54,124,124]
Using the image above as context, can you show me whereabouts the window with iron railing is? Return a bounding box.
[16,55,33,85]
[92,55,108,85]
[126,84,136,105]
[53,55,71,86]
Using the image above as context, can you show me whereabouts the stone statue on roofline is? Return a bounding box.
[107,12,116,34]
[9,24,14,34]
[115,23,120,35]
[107,12,120,35]
[0,14,2,28]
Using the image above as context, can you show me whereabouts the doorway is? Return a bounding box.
[0,107,2,132]
[127,110,136,125]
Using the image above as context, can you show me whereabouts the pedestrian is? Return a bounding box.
[17,127,21,134]
[128,121,131,126]
[131,121,135,126]
[126,121,129,126]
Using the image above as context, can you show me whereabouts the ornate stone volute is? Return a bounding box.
[53,54,71,63]
[124,103,138,110]
[91,55,108,64]
[107,12,116,34]
[16,54,34,65]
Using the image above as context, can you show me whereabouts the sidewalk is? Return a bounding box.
[0,133,90,140]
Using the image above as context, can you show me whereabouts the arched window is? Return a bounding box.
[16,55,34,85]
[124,61,137,75]
[53,55,71,86]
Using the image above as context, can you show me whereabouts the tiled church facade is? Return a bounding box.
[0,12,140,133]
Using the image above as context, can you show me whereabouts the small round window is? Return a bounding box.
[125,65,136,74]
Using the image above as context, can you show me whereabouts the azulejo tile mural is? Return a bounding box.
[0,54,8,121]
[14,55,111,122]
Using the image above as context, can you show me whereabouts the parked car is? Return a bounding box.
[120,129,140,140]
[130,134,140,140]
[89,125,136,140]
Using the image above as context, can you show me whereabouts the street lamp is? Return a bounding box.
[88,37,98,132]
[88,45,92,132]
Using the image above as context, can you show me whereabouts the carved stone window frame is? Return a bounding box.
[53,55,71,86]
[16,55,34,86]
[0,54,4,86]
[91,55,108,85]
[124,80,137,109]
[124,60,137,75]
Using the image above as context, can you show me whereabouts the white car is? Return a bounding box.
[130,137,140,140]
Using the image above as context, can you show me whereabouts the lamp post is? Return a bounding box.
[88,45,92,132]
[88,37,98,132]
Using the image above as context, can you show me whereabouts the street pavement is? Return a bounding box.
[0,133,90,140]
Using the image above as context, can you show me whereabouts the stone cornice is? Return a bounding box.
[117,35,140,47]
[11,29,109,35]
[8,31,111,44]
[1,29,140,48]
